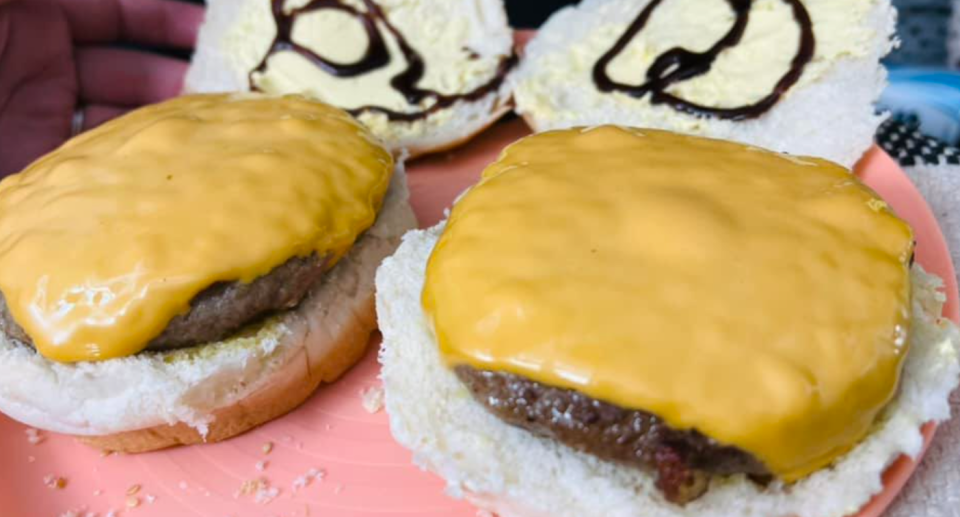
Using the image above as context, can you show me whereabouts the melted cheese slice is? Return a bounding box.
[0,94,393,363]
[423,126,914,481]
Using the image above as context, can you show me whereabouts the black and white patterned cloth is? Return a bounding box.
[876,118,960,167]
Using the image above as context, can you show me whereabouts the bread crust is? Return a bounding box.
[79,295,377,453]
[405,103,514,159]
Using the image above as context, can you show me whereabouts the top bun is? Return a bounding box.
[512,0,896,168]
[186,0,516,158]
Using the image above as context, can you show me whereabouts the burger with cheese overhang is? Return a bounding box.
[0,93,416,452]
[375,126,960,517]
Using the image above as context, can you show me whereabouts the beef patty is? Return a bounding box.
[455,366,771,504]
[0,253,327,352]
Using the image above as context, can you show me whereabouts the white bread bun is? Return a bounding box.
[512,0,895,169]
[185,0,515,159]
[376,223,960,517]
[0,166,416,453]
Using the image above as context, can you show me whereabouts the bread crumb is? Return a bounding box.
[360,386,385,413]
[254,485,280,504]
[126,484,141,496]
[262,442,274,455]
[235,477,280,504]
[58,507,97,517]
[125,496,139,508]
[255,460,268,472]
[44,474,67,489]
[25,427,45,445]
[291,468,325,492]
[144,494,156,505]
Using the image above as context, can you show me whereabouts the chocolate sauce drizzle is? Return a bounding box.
[592,0,815,120]
[250,0,517,122]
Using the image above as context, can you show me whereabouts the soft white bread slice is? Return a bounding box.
[376,223,960,517]
[0,166,417,453]
[512,0,896,168]
[186,0,515,159]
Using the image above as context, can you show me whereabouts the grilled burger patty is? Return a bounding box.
[0,253,327,352]
[455,366,771,504]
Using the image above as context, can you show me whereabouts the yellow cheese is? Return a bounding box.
[423,126,914,481]
[0,94,393,363]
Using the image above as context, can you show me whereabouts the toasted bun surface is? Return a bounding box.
[0,167,416,452]
[376,223,960,517]
[185,0,515,158]
[511,0,896,168]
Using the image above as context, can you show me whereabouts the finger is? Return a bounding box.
[81,104,129,131]
[58,0,204,49]
[76,47,187,107]
[0,0,77,178]
[0,89,74,178]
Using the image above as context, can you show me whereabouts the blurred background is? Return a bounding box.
[180,0,579,27]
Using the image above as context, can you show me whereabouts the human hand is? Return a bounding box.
[0,0,204,177]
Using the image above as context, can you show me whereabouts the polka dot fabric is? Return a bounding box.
[877,119,960,167]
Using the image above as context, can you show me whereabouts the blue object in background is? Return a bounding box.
[887,0,952,66]
[880,67,960,145]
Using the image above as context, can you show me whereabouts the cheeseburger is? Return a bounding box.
[0,94,416,452]
[376,127,960,517]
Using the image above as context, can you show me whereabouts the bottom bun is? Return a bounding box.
[376,224,960,517]
[78,293,376,453]
[0,166,417,453]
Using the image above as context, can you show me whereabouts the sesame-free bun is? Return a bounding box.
[512,0,896,168]
[375,223,960,517]
[0,167,416,453]
[185,0,515,159]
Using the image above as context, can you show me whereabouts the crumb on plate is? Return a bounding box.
[360,386,385,413]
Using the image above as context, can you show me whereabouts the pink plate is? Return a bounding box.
[0,120,956,517]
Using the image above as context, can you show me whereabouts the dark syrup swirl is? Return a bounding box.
[592,0,815,120]
[250,0,517,122]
